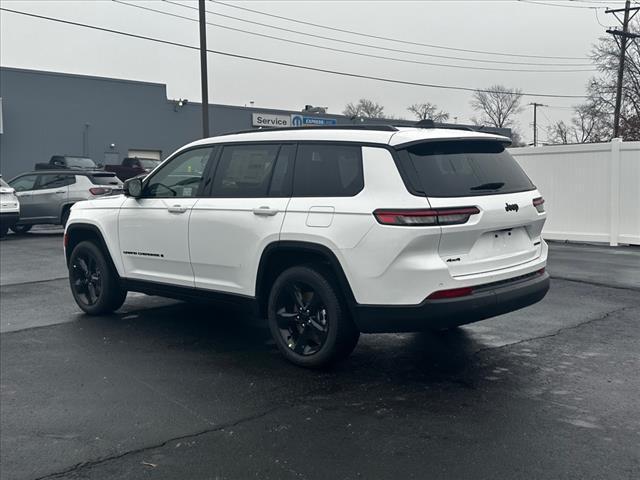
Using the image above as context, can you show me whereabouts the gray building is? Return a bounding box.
[0,67,510,179]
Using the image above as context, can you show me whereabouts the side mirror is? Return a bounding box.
[123,177,143,198]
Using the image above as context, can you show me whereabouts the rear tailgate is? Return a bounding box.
[396,138,546,277]
[428,191,544,277]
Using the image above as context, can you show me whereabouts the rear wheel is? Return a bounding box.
[69,241,127,315]
[0,225,8,237]
[10,224,32,234]
[268,266,359,368]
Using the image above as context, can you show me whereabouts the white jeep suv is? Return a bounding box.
[64,124,549,367]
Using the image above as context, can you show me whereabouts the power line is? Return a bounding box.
[0,7,588,99]
[518,0,602,9]
[210,0,590,60]
[112,0,594,73]
[160,0,593,67]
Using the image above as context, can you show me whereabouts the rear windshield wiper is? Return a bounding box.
[470,182,505,191]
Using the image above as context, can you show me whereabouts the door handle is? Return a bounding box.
[253,206,279,216]
[55,190,66,194]
[167,205,188,214]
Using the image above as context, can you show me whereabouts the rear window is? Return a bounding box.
[65,157,97,168]
[88,173,121,186]
[398,140,534,197]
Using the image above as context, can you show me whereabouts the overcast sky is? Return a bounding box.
[0,0,627,142]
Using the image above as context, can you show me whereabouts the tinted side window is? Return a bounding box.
[9,175,38,192]
[144,147,213,198]
[293,144,363,197]
[212,144,279,198]
[37,174,76,190]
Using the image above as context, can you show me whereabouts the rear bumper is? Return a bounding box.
[354,271,550,333]
[0,212,20,229]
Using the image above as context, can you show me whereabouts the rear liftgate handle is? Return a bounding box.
[253,206,279,216]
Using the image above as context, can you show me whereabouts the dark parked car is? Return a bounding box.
[35,155,102,171]
[105,157,161,181]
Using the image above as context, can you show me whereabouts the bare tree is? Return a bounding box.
[585,18,639,140]
[343,99,385,118]
[407,103,450,122]
[470,85,524,129]
[547,104,610,144]
[546,19,639,144]
[547,121,570,145]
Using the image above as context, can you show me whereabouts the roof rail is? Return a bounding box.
[218,124,399,136]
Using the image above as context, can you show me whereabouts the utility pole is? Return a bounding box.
[606,1,640,138]
[529,102,546,146]
[198,0,210,138]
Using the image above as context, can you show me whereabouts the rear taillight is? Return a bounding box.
[89,187,111,196]
[533,197,545,213]
[427,287,474,300]
[373,207,480,226]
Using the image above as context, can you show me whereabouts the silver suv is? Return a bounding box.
[8,171,122,233]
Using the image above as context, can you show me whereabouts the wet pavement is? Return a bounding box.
[1,231,639,479]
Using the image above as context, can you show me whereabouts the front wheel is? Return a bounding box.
[268,266,360,368]
[10,224,32,234]
[69,241,127,315]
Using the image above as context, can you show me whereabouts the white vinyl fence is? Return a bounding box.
[510,139,640,246]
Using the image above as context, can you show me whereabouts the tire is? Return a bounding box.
[267,265,360,368]
[68,241,127,315]
[10,224,32,234]
[61,208,70,227]
[0,225,8,238]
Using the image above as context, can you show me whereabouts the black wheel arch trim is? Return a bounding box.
[255,240,358,317]
[64,223,120,277]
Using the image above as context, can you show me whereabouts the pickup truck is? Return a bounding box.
[105,157,161,181]
[35,155,102,171]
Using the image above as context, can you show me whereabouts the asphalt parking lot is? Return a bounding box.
[1,229,639,480]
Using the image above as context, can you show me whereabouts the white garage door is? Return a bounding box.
[128,149,161,160]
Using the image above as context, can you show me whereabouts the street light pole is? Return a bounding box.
[198,0,210,138]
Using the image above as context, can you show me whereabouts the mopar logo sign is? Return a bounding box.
[291,114,337,127]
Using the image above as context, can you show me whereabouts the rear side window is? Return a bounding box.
[398,141,534,197]
[37,174,75,189]
[88,174,121,186]
[212,144,279,198]
[293,144,363,197]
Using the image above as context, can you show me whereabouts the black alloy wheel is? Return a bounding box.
[68,241,127,315]
[275,281,329,356]
[268,266,360,368]
[71,252,103,307]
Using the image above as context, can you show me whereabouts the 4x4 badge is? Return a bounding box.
[505,203,519,212]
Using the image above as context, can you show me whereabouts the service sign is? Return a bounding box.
[252,113,291,128]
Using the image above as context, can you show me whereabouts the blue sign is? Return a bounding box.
[290,114,337,127]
